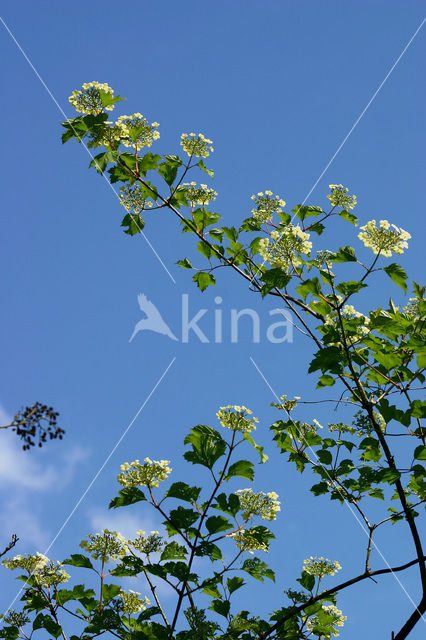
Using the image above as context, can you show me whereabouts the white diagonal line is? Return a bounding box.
[249,355,426,621]
[4,356,176,614]
[0,16,176,285]
[254,17,425,278]
[302,16,425,205]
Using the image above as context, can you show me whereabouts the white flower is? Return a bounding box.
[303,556,342,577]
[180,133,214,158]
[250,191,286,222]
[259,225,312,271]
[118,458,172,488]
[358,219,411,257]
[327,184,357,210]
[68,81,115,114]
[236,488,281,521]
[216,405,258,433]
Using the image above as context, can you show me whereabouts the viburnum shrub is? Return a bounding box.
[1,82,425,640]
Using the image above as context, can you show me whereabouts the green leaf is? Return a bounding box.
[359,437,382,462]
[308,346,344,375]
[192,208,221,231]
[62,554,93,569]
[176,257,192,269]
[242,557,275,582]
[192,272,216,292]
[292,204,322,221]
[369,488,384,500]
[239,217,262,232]
[33,614,62,638]
[317,374,335,388]
[413,281,425,299]
[411,400,426,419]
[338,210,358,225]
[222,226,239,242]
[184,425,226,469]
[89,150,118,174]
[261,268,291,296]
[99,91,124,109]
[139,152,162,174]
[225,459,255,481]
[197,158,214,178]
[168,506,200,531]
[213,492,241,517]
[205,515,232,535]
[308,222,325,235]
[296,278,321,300]
[316,449,332,465]
[56,585,96,604]
[160,541,188,561]
[377,468,401,484]
[0,626,19,640]
[121,213,145,235]
[109,486,146,508]
[297,570,315,592]
[108,164,132,183]
[102,583,121,601]
[243,432,269,463]
[209,599,230,618]
[227,576,245,594]
[414,445,426,461]
[384,263,408,293]
[159,157,182,186]
[336,280,367,296]
[197,241,212,259]
[310,481,329,496]
[332,246,357,263]
[110,556,144,577]
[166,482,201,503]
[202,580,222,598]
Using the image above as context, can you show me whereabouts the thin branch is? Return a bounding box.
[259,555,426,639]
[0,534,19,558]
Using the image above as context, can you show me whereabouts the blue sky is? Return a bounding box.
[0,1,425,637]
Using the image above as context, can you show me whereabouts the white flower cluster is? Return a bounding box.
[119,590,150,614]
[2,552,49,572]
[180,133,214,158]
[33,561,70,587]
[69,81,115,114]
[2,553,70,586]
[303,556,342,578]
[328,423,356,435]
[229,528,270,554]
[271,394,301,413]
[119,184,154,213]
[115,113,160,150]
[358,219,411,257]
[128,530,163,555]
[259,226,312,271]
[177,182,217,207]
[80,529,128,562]
[236,488,281,521]
[324,305,370,346]
[403,297,424,319]
[0,611,31,627]
[216,405,258,433]
[327,184,357,210]
[118,458,172,488]
[250,191,286,223]
[306,603,347,637]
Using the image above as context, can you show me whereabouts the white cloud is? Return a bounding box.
[0,402,89,550]
[88,507,162,539]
